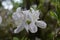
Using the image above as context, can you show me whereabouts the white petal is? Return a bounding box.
[29,23,38,33]
[22,10,30,15]
[30,8,34,11]
[36,21,47,29]
[30,8,40,21]
[35,10,40,18]
[0,16,2,24]
[14,25,24,33]
[16,7,21,13]
[12,12,24,26]
[22,10,32,22]
[33,10,40,21]
[23,23,29,32]
[31,4,37,9]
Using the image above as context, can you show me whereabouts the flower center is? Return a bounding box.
[26,20,31,25]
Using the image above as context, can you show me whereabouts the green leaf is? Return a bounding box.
[49,11,58,20]
[56,6,60,20]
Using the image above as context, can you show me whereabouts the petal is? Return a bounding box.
[0,16,2,24]
[22,10,33,23]
[14,25,24,33]
[30,8,40,21]
[22,10,30,16]
[35,21,47,29]
[16,7,21,13]
[12,12,19,20]
[31,4,37,9]
[29,22,38,33]
[23,23,29,32]
[35,10,40,18]
[12,12,24,26]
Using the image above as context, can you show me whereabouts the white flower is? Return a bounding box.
[13,0,23,3]
[0,16,2,24]
[2,0,13,10]
[12,7,47,33]
[12,7,40,33]
[35,21,47,29]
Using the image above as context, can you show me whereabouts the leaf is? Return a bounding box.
[56,6,60,20]
[49,11,58,20]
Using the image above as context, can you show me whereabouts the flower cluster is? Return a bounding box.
[12,7,47,33]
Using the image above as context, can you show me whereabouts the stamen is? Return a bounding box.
[26,20,31,25]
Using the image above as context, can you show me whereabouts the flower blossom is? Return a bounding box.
[12,7,47,33]
[2,0,13,10]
